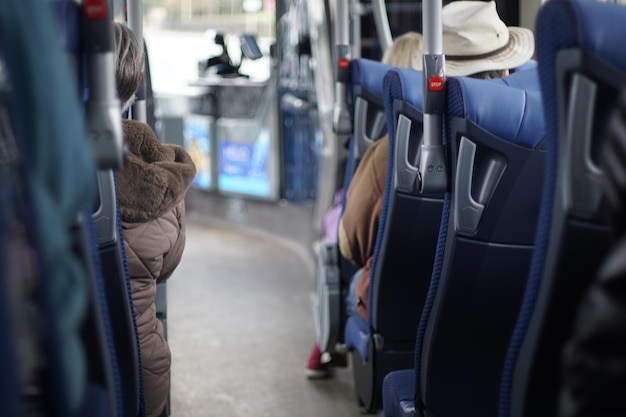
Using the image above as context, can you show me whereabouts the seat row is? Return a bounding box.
[314,1,626,416]
[0,1,147,416]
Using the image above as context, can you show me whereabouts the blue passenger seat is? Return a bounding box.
[499,2,626,417]
[50,1,145,416]
[345,66,445,412]
[0,0,116,415]
[348,59,392,173]
[512,60,537,74]
[382,68,545,417]
[315,58,395,358]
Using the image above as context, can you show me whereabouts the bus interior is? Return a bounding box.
[1,0,626,416]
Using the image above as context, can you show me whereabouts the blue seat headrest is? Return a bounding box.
[351,58,397,99]
[546,0,626,71]
[490,67,540,91]
[512,59,537,73]
[383,67,424,112]
[446,76,545,149]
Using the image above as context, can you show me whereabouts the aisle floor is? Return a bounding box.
[166,217,363,417]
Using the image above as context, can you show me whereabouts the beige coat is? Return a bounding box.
[116,119,196,417]
[339,135,388,321]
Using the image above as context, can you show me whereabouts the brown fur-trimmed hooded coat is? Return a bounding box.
[116,119,196,417]
[339,135,388,321]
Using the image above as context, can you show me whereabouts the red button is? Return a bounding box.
[338,58,350,70]
[429,76,444,92]
[84,0,107,20]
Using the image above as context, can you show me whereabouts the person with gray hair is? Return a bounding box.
[113,22,143,110]
[112,22,196,417]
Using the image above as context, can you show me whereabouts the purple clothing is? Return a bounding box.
[320,190,344,244]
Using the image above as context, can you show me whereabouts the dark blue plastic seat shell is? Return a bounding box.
[382,69,546,417]
[500,2,626,417]
[346,66,445,412]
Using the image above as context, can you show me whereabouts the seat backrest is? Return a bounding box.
[499,2,626,417]
[0,0,111,415]
[339,59,396,287]
[366,66,443,346]
[348,58,392,173]
[417,73,545,417]
[53,1,143,415]
[557,88,626,417]
[490,66,541,91]
[95,171,142,417]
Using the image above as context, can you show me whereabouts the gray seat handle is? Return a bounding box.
[394,114,420,193]
[455,137,507,235]
[455,137,485,234]
[564,73,604,217]
[353,97,386,160]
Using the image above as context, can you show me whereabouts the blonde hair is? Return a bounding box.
[381,32,423,69]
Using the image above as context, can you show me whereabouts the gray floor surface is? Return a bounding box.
[166,215,364,417]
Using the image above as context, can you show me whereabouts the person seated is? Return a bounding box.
[113,22,196,417]
[306,0,535,378]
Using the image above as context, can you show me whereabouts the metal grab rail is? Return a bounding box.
[332,0,352,135]
[332,0,448,195]
[419,0,448,194]
[81,0,125,169]
[371,0,392,53]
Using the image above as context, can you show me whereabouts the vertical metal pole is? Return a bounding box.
[419,0,447,194]
[82,0,125,169]
[422,0,442,55]
[127,0,147,123]
[332,0,352,134]
[371,0,392,53]
[349,0,362,59]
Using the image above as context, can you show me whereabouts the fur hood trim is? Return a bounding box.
[116,119,196,223]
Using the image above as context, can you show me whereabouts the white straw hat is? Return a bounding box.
[390,2,534,76]
[441,1,535,76]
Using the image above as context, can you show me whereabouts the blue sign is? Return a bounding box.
[183,116,212,190]
[219,128,271,197]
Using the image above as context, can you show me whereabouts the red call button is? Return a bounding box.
[84,0,107,20]
[429,76,444,92]
[338,58,350,70]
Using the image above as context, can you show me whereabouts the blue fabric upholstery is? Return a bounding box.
[351,58,397,99]
[492,67,540,91]
[446,76,545,149]
[414,70,545,415]
[383,370,416,417]
[382,68,424,120]
[513,60,537,73]
[344,314,369,361]
[499,2,626,417]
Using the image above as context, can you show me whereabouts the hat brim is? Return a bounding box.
[444,26,535,77]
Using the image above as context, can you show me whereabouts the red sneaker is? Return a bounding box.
[305,343,331,379]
